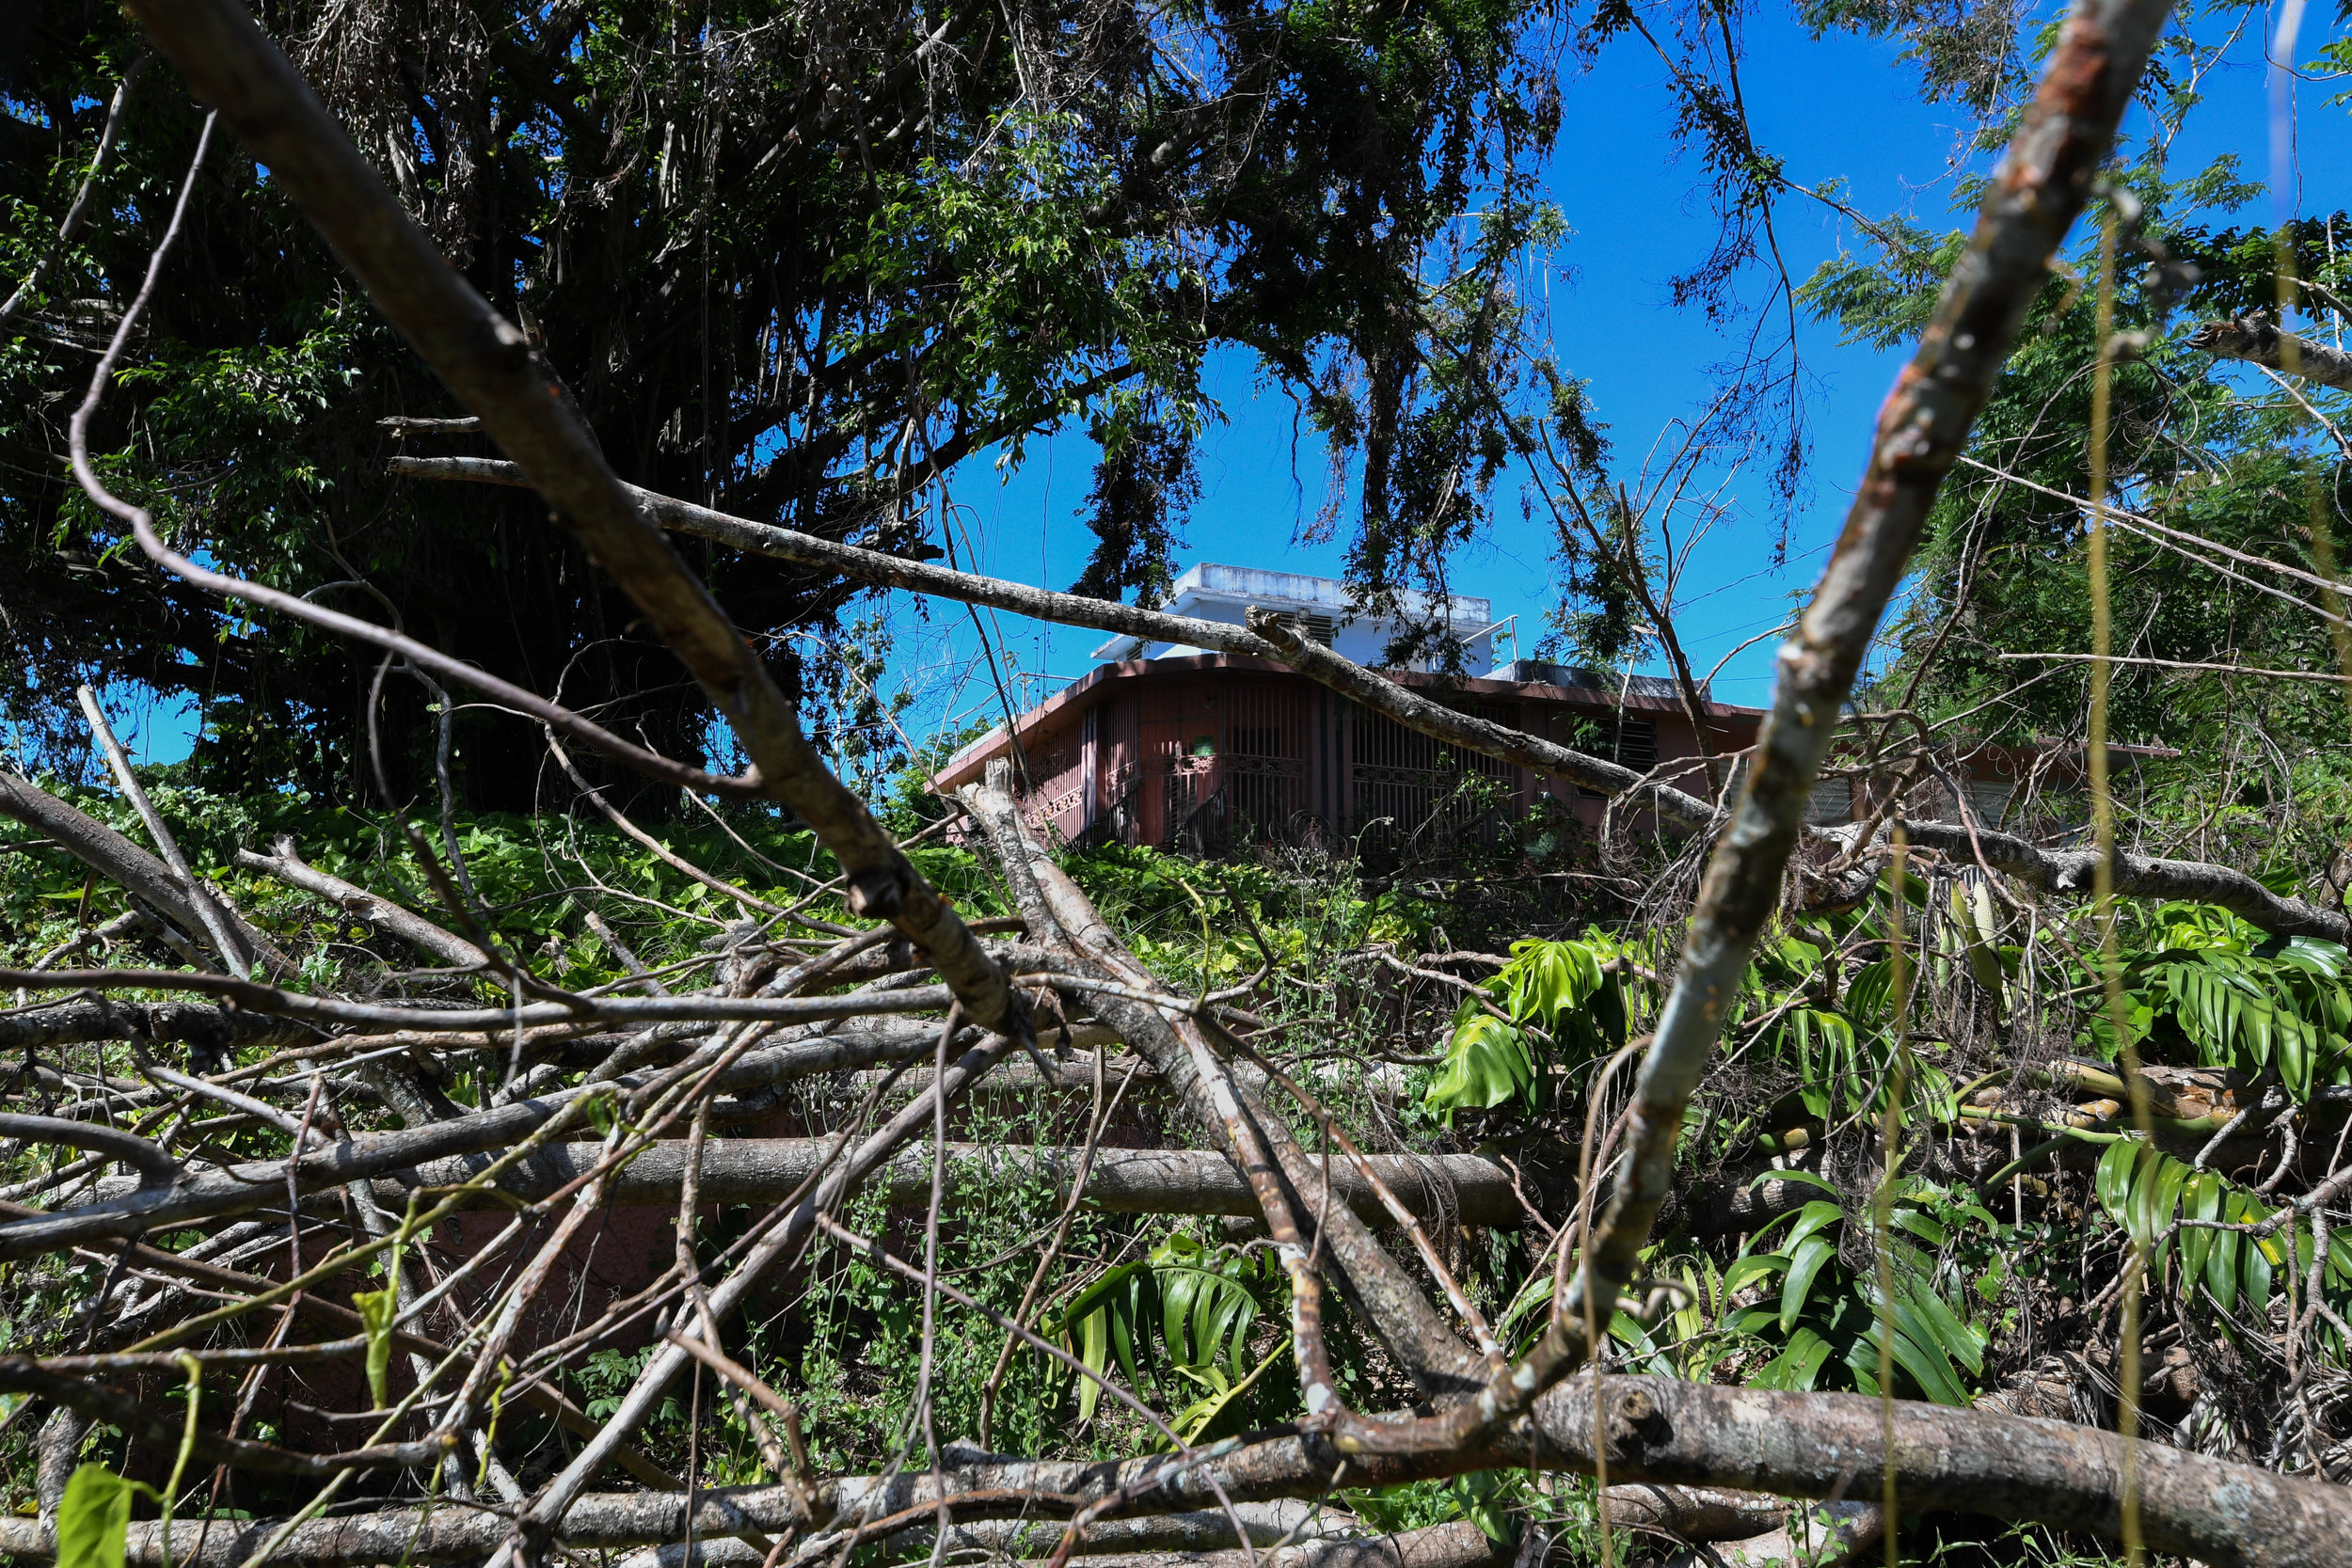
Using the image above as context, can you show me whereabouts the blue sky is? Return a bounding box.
[872,2,2352,761]
[102,3,2351,774]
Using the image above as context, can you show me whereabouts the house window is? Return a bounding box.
[1805,778,1853,824]
[1611,715,1659,775]
[1576,713,1660,797]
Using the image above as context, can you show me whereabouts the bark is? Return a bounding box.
[233,838,490,968]
[17,1378,2348,1568]
[0,1506,1447,1568]
[0,967,977,1036]
[1013,1520,1509,1568]
[617,1501,1354,1568]
[1674,1168,1823,1238]
[387,454,1722,832]
[0,1025,939,1260]
[1899,819,2349,942]
[1655,1509,1882,1568]
[0,771,288,979]
[1601,1484,1792,1542]
[2186,314,2352,392]
[0,997,314,1053]
[118,0,1021,1037]
[259,1140,1523,1225]
[32,1406,90,1520]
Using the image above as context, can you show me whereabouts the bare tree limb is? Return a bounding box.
[117,0,1023,1037]
[0,771,289,979]
[389,454,1725,830]
[233,836,490,969]
[0,1024,944,1259]
[239,1139,1526,1225]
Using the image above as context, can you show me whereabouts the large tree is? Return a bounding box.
[1,0,1557,805]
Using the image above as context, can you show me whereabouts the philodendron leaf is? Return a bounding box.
[1423,1006,1535,1120]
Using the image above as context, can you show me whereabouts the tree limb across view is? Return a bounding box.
[3,0,2352,1565]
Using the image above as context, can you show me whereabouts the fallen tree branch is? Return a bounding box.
[2186,313,2352,392]
[296,1139,1527,1225]
[232,837,490,968]
[0,997,314,1053]
[118,0,1024,1037]
[8,1377,2344,1567]
[1898,819,2349,942]
[388,454,1724,831]
[0,771,289,979]
[0,1024,943,1259]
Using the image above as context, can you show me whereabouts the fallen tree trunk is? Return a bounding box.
[0,1507,1462,1568]
[358,1139,1528,1225]
[13,1376,2344,1568]
[617,1501,1357,1568]
[0,997,315,1053]
[1899,819,2348,942]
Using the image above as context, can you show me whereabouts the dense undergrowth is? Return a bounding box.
[3,773,2347,1565]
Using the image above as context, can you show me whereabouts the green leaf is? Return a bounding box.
[58,1466,139,1568]
[1422,1007,1536,1120]
[352,1286,397,1410]
[2182,1172,2221,1285]
[2207,1218,2242,1313]
[1747,1168,1840,1196]
[1780,1235,1836,1335]
[1753,1326,1834,1390]
[1075,1309,1108,1421]
[1163,1335,1291,1449]
[1906,1278,1984,1378]
[1722,1253,1792,1297]
[2095,1139,2139,1219]
[1874,1317,1969,1407]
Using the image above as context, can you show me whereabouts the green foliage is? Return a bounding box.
[1047,1231,1281,1429]
[56,1465,155,1568]
[2088,906,2352,1101]
[1425,1006,1541,1118]
[3,0,1567,801]
[1343,1473,1524,1544]
[1702,1178,1994,1407]
[351,1283,397,1411]
[1424,934,1628,1118]
[2090,1141,2352,1335]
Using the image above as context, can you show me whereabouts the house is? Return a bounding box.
[930,564,2168,856]
[930,564,1773,855]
